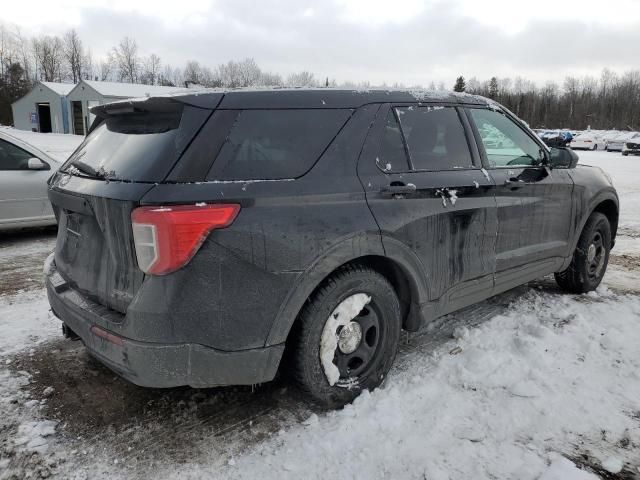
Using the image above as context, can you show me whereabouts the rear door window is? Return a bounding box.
[206,109,352,181]
[396,106,474,171]
[376,108,410,172]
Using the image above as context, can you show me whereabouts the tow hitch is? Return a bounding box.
[62,323,80,341]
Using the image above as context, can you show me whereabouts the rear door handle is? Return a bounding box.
[381,183,417,197]
[504,177,525,188]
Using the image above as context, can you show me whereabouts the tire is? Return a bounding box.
[555,212,611,293]
[593,144,598,151]
[622,152,628,156]
[292,265,401,408]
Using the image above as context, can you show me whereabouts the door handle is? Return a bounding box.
[504,177,525,188]
[380,182,417,197]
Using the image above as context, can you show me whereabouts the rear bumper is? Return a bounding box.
[45,263,284,388]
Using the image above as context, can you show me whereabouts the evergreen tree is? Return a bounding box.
[489,77,499,99]
[453,76,466,92]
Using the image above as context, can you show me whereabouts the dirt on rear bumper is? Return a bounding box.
[45,263,283,388]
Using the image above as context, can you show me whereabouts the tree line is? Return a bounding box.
[454,73,640,131]
[1,23,639,131]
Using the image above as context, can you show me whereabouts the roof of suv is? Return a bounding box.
[94,87,496,113]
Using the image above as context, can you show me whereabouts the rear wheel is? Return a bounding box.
[555,212,611,293]
[292,266,401,408]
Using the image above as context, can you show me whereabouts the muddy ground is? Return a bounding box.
[1,227,639,479]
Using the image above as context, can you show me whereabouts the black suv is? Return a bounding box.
[45,90,618,407]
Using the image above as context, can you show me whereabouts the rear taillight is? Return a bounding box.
[131,204,240,275]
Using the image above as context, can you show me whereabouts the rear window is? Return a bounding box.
[206,109,352,181]
[62,103,209,182]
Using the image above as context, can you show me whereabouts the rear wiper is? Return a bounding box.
[65,160,102,179]
[65,159,119,181]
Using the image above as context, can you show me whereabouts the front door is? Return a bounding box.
[358,104,497,317]
[466,107,574,277]
[0,139,52,226]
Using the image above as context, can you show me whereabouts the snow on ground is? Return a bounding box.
[177,287,640,480]
[0,150,639,479]
[0,126,83,163]
[578,150,640,233]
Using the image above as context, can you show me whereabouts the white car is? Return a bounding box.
[570,134,600,150]
[606,132,640,152]
[0,129,82,231]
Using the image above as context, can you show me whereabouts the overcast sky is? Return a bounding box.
[3,0,640,86]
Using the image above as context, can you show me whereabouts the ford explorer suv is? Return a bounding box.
[44,89,619,408]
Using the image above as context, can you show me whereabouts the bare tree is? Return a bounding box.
[141,53,161,85]
[98,53,114,81]
[32,35,65,82]
[258,71,283,87]
[237,58,261,86]
[82,48,94,80]
[286,71,316,87]
[183,60,203,85]
[12,26,32,81]
[112,37,139,83]
[158,64,181,86]
[63,29,83,82]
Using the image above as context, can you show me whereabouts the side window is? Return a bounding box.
[376,109,410,172]
[0,139,33,170]
[207,109,352,181]
[397,106,474,171]
[469,108,545,168]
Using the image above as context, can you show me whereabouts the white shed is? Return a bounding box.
[65,80,189,135]
[11,82,75,134]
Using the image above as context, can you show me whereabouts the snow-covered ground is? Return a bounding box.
[0,150,639,479]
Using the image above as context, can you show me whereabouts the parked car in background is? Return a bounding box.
[622,136,640,156]
[570,133,600,150]
[45,89,618,408]
[601,130,622,149]
[0,129,81,231]
[607,132,640,152]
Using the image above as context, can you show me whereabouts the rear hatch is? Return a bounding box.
[49,95,219,313]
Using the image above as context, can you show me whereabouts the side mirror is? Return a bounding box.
[27,157,50,171]
[549,147,578,169]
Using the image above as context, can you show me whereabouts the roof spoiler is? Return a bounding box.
[91,92,224,118]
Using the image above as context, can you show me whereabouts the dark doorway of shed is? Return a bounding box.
[37,103,52,133]
[71,101,84,135]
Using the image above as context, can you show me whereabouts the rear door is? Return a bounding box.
[466,107,574,275]
[0,137,52,226]
[358,104,497,313]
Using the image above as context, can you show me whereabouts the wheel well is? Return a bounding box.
[592,199,618,245]
[347,255,415,327]
[285,255,417,345]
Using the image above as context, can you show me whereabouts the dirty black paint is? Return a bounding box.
[45,90,619,389]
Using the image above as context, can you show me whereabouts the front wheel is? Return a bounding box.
[292,266,401,408]
[593,144,598,151]
[555,212,611,293]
